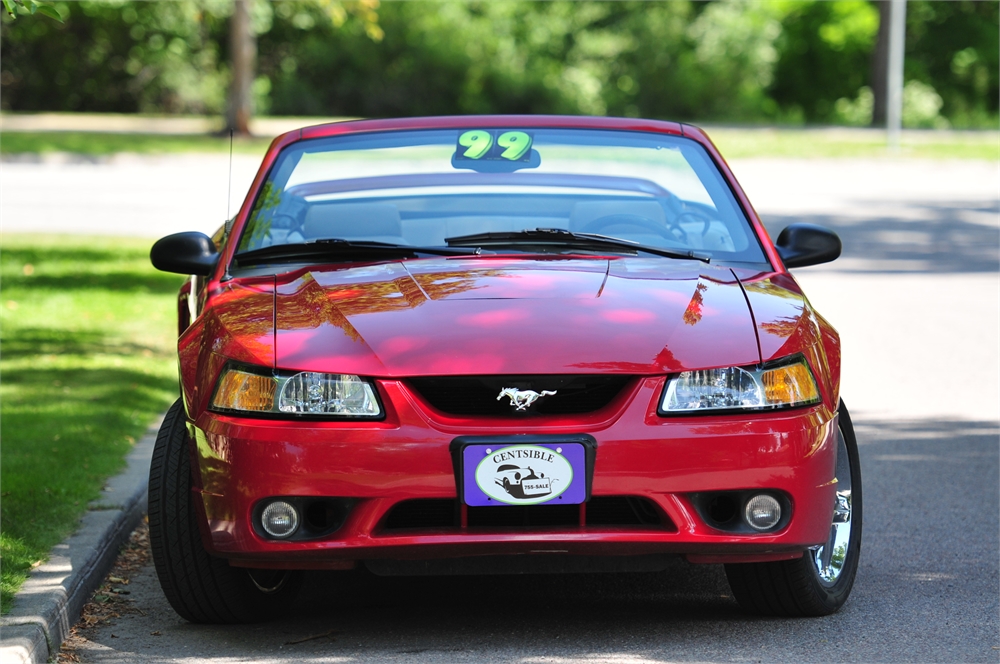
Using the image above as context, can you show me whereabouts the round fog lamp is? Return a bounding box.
[261,501,299,539]
[744,494,782,531]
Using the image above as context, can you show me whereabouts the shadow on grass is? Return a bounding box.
[1,327,171,360]
[6,271,183,295]
[0,363,176,611]
[2,245,184,294]
[0,365,176,527]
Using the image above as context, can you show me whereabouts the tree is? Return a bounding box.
[225,0,382,135]
[227,0,254,135]
[1,0,60,21]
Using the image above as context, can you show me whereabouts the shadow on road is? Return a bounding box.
[762,199,1000,274]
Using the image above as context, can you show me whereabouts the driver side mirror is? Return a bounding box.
[150,232,219,276]
[775,223,841,269]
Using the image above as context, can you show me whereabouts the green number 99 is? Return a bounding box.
[458,130,493,159]
[497,131,532,160]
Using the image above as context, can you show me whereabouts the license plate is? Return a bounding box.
[460,442,586,507]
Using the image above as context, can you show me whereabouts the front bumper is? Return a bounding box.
[188,377,839,568]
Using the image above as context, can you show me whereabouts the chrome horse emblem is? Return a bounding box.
[497,387,557,411]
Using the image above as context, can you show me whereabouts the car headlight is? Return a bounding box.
[660,356,820,414]
[211,366,382,418]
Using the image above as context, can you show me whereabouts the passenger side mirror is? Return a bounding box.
[775,223,841,269]
[150,232,219,276]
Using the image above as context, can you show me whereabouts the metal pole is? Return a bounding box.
[886,0,907,150]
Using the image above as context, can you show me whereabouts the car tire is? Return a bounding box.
[724,400,862,617]
[148,399,302,623]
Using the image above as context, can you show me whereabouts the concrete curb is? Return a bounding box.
[0,417,161,664]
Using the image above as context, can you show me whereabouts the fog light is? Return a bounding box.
[744,494,782,531]
[261,501,299,539]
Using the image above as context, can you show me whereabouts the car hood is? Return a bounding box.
[269,257,762,376]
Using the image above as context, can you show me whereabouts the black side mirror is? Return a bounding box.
[150,232,219,276]
[775,223,842,269]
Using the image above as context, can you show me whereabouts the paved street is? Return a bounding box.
[60,417,999,663]
[3,152,998,662]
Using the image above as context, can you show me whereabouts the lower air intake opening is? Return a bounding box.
[381,496,673,531]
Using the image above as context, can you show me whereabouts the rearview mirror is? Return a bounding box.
[150,232,219,276]
[775,223,841,269]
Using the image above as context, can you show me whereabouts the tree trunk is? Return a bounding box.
[227,0,255,136]
[870,0,891,127]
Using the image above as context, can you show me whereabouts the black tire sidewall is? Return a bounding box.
[148,399,301,623]
[724,400,863,617]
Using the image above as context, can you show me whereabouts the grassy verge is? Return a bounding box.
[0,235,182,613]
[0,131,273,157]
[1,125,998,160]
[704,126,999,160]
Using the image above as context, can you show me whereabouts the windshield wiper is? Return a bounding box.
[234,239,481,266]
[445,228,710,263]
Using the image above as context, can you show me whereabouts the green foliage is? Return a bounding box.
[834,86,874,127]
[1,0,997,127]
[905,1,999,128]
[262,1,792,122]
[1,1,229,113]
[0,235,181,613]
[2,0,62,22]
[769,0,878,123]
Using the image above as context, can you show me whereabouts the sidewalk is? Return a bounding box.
[0,419,160,664]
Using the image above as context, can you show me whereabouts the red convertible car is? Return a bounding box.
[149,115,860,623]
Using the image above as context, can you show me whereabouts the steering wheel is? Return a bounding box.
[264,213,306,244]
[579,213,686,242]
[673,209,714,236]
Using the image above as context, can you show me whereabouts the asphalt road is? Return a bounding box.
[60,418,1000,663]
[3,153,998,662]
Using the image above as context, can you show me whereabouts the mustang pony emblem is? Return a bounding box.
[497,387,557,411]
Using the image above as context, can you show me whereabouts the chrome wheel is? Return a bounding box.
[725,401,862,616]
[810,426,853,585]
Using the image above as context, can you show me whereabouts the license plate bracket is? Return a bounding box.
[450,435,597,507]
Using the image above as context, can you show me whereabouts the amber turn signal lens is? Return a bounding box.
[761,362,819,406]
[211,369,276,412]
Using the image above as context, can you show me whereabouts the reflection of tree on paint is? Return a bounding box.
[209,284,277,361]
[572,344,681,373]
[277,268,507,342]
[759,316,800,338]
[740,278,812,345]
[682,282,708,326]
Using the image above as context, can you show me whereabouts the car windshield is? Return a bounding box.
[237,128,766,265]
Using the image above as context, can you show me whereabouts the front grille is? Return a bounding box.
[407,375,633,416]
[468,503,581,528]
[381,497,672,531]
[384,498,455,530]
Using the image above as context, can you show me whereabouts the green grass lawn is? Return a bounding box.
[0,131,274,157]
[704,126,1000,160]
[1,125,997,160]
[0,235,182,613]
